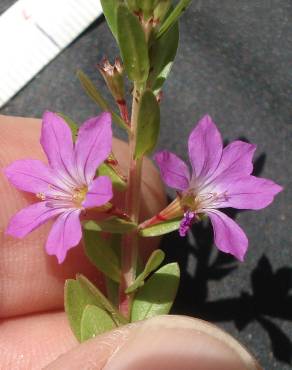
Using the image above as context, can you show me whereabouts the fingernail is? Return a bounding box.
[104,315,261,370]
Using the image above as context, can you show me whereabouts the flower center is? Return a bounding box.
[180,188,228,212]
[36,185,88,207]
[72,186,88,205]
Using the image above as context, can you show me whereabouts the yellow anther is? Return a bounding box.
[36,192,46,200]
[72,186,88,205]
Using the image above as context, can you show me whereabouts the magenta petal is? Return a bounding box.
[4,159,56,193]
[209,141,256,184]
[82,176,113,208]
[154,150,190,191]
[207,210,248,261]
[45,210,82,263]
[6,202,64,238]
[40,111,75,179]
[188,115,223,179]
[222,176,283,210]
[75,112,112,184]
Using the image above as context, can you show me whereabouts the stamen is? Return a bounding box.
[179,211,196,237]
[182,189,229,213]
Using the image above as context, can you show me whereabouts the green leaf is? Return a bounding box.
[153,0,171,22]
[105,277,120,307]
[148,21,179,93]
[80,305,117,342]
[138,0,160,19]
[77,70,130,132]
[83,226,121,283]
[158,0,192,38]
[64,278,107,342]
[65,274,126,342]
[117,4,149,82]
[131,263,180,321]
[134,89,160,159]
[77,274,127,325]
[57,112,79,142]
[100,0,122,39]
[125,0,138,11]
[85,218,137,234]
[139,218,181,237]
[98,162,127,191]
[125,249,165,293]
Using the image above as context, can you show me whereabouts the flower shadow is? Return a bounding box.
[159,149,291,364]
[161,221,292,363]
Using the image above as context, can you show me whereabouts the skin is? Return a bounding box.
[0,115,261,369]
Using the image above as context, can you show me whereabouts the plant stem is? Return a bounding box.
[119,82,143,318]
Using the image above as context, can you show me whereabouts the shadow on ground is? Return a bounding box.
[161,153,292,364]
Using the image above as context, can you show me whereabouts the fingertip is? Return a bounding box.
[45,316,261,370]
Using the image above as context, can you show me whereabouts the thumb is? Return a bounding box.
[45,315,261,370]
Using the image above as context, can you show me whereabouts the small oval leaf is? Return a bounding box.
[139,218,181,237]
[80,305,117,342]
[158,0,192,38]
[100,0,121,39]
[77,274,127,326]
[117,4,149,82]
[85,218,137,234]
[64,279,104,342]
[77,70,130,132]
[57,112,79,142]
[125,249,165,293]
[147,21,179,93]
[131,263,180,321]
[98,162,127,191]
[83,227,121,283]
[134,89,160,159]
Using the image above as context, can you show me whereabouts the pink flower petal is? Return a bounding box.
[4,159,56,193]
[82,176,113,208]
[154,150,190,191]
[188,115,223,180]
[45,209,82,263]
[40,111,76,185]
[208,141,256,185]
[75,112,112,184]
[207,210,248,261]
[6,202,64,238]
[221,176,283,210]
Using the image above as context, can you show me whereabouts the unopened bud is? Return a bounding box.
[98,57,129,123]
[98,57,125,102]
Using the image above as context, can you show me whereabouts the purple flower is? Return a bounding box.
[154,115,282,261]
[5,111,113,263]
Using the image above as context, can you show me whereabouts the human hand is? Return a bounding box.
[0,115,260,369]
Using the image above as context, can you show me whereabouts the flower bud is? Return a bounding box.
[98,57,125,102]
[98,57,129,123]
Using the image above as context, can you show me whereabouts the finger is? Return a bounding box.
[0,115,166,318]
[0,311,77,370]
[45,315,261,370]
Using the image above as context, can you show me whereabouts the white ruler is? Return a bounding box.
[0,0,103,108]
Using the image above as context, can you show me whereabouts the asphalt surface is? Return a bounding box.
[1,1,291,368]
